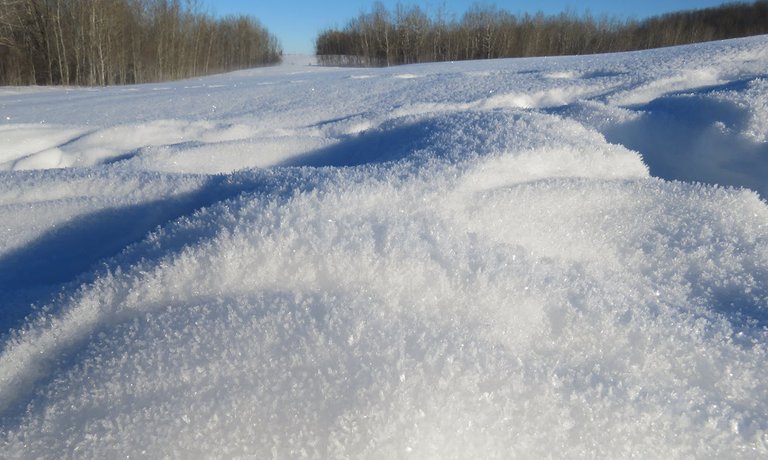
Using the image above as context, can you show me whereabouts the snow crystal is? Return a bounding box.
[1,36,767,458]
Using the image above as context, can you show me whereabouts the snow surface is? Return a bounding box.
[0,36,767,458]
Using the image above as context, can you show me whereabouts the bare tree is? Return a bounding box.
[315,1,768,67]
[0,0,282,86]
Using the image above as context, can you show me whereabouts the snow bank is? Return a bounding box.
[0,36,767,458]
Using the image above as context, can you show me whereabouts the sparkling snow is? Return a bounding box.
[0,37,767,458]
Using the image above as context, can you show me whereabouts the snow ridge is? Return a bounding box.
[0,36,767,458]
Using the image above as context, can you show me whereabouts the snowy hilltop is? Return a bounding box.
[0,36,767,457]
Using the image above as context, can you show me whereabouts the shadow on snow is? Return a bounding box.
[602,78,768,199]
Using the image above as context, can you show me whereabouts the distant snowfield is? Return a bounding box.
[0,37,766,457]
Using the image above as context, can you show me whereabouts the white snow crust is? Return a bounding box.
[0,36,767,458]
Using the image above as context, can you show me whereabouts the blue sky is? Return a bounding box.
[202,1,731,54]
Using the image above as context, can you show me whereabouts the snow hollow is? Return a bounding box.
[0,37,767,458]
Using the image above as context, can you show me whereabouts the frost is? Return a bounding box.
[0,36,767,458]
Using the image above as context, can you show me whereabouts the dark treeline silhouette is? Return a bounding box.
[0,0,282,86]
[316,1,768,66]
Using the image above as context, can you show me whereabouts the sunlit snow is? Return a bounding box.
[0,38,767,458]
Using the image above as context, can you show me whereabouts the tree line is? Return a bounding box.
[0,0,282,86]
[315,1,768,66]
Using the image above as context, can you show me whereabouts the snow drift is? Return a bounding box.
[0,37,767,458]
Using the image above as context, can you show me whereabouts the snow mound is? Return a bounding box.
[0,36,767,457]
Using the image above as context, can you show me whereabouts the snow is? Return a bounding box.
[0,36,767,457]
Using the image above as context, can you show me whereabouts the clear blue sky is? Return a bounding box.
[202,1,732,54]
